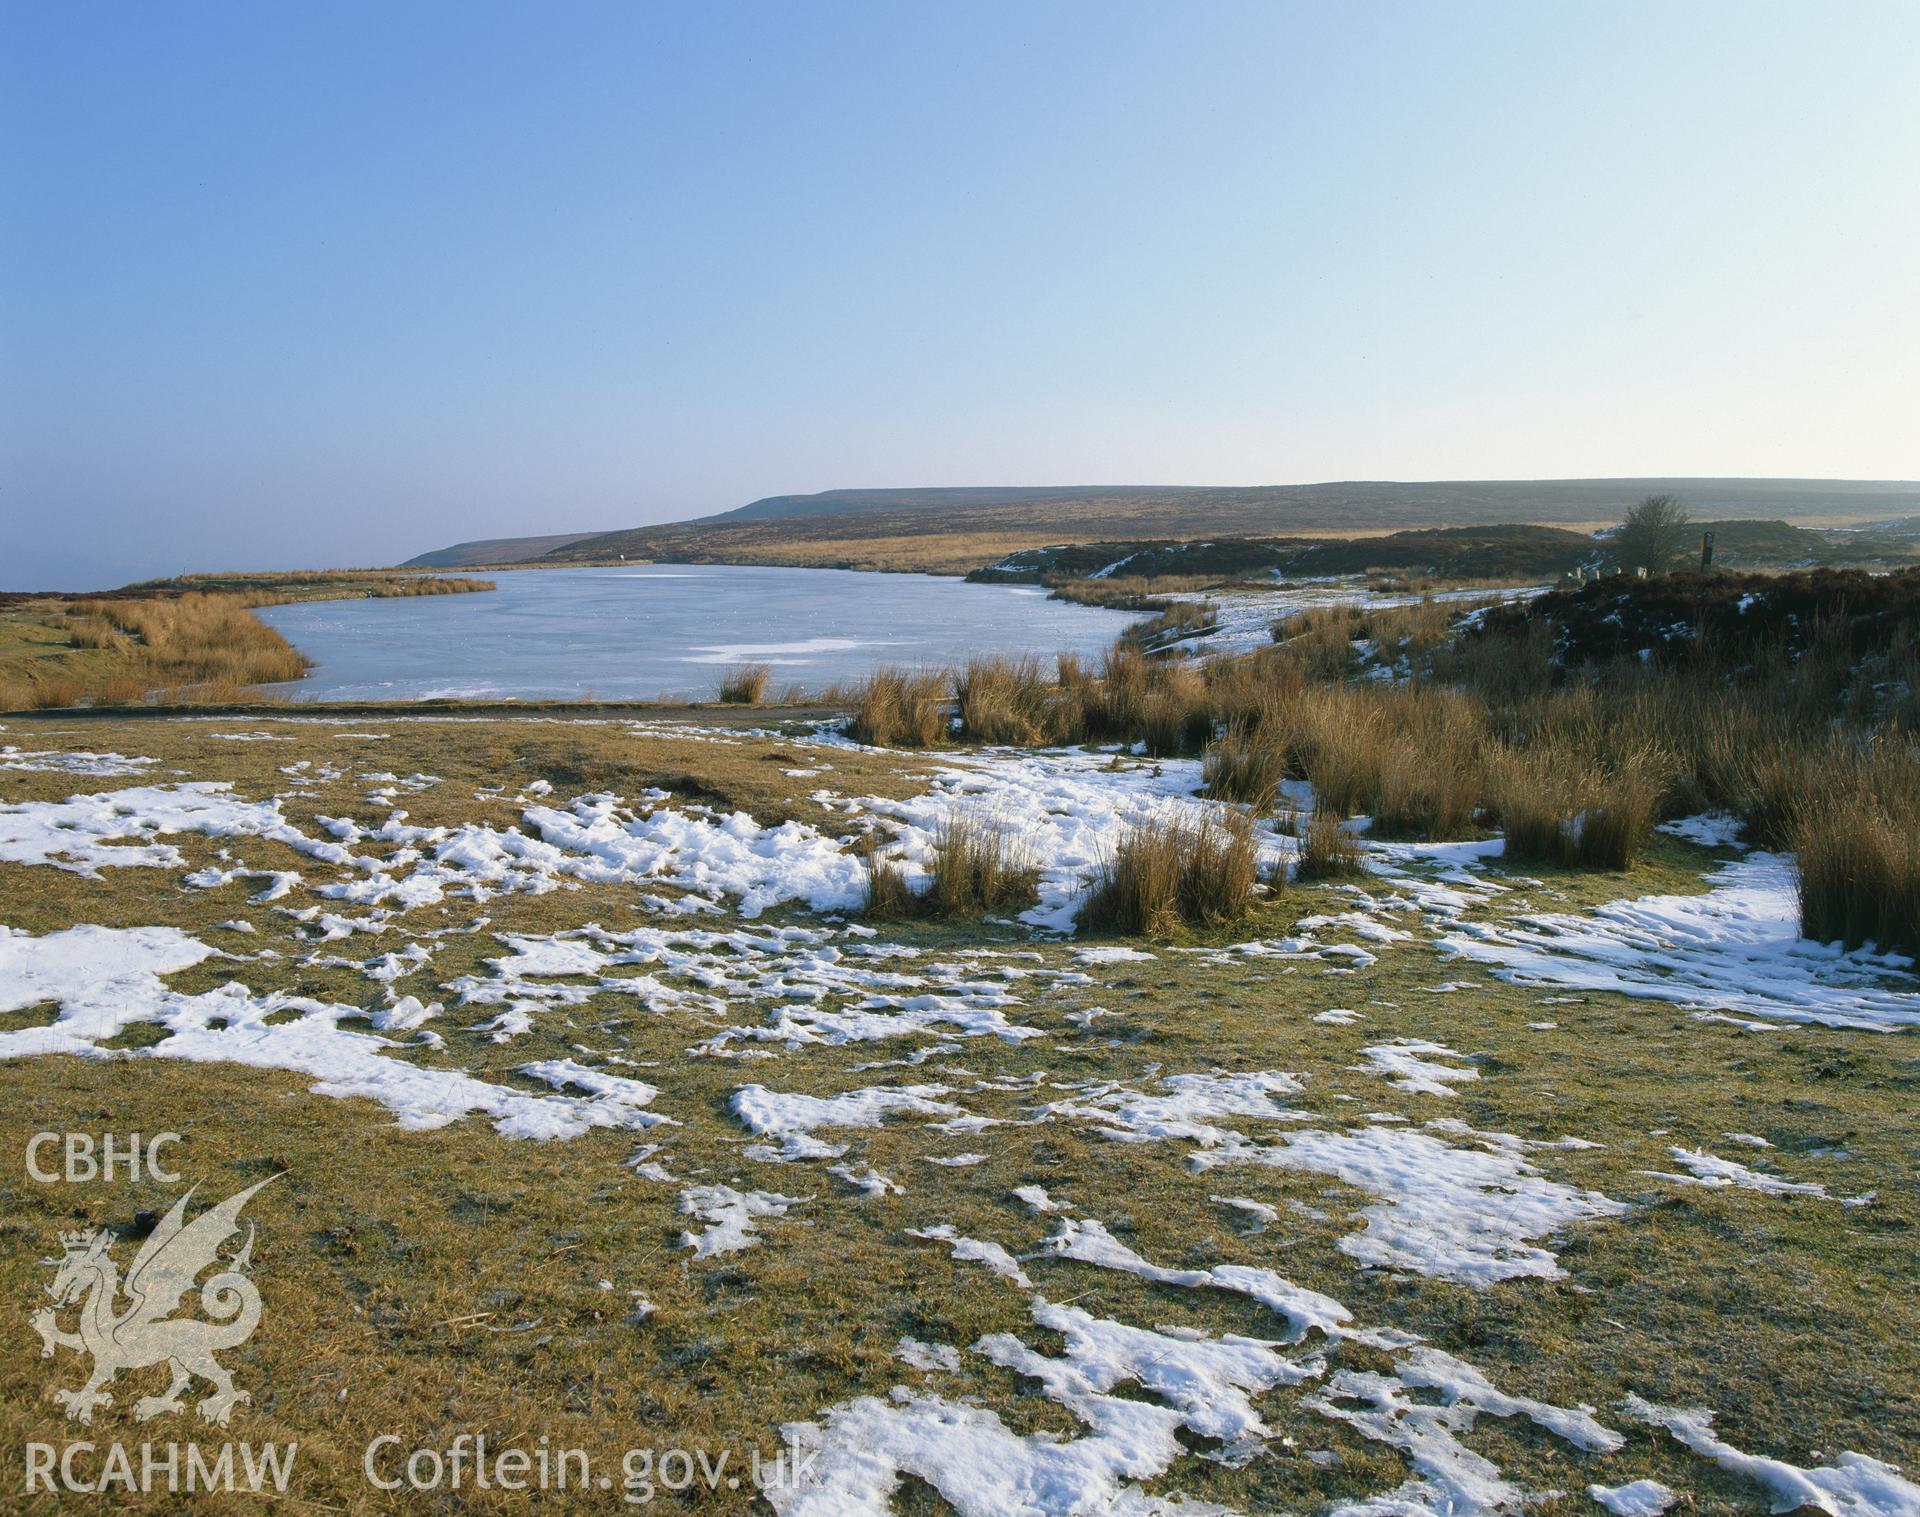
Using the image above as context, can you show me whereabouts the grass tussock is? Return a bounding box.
[1203,720,1288,809]
[858,815,1040,920]
[1273,604,1368,678]
[956,655,1084,745]
[717,663,773,704]
[1292,806,1366,881]
[0,673,83,710]
[849,667,950,748]
[859,835,920,920]
[1081,812,1260,935]
[1489,744,1663,870]
[1123,599,1218,650]
[928,814,1041,917]
[1790,742,1920,955]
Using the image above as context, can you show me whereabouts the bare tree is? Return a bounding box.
[1613,494,1693,574]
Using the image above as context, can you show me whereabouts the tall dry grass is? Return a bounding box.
[1068,646,1213,755]
[717,664,773,703]
[1789,738,1920,955]
[858,816,1040,919]
[1081,813,1260,934]
[1488,743,1663,870]
[1292,806,1366,881]
[1123,599,1218,649]
[79,594,311,690]
[927,815,1041,917]
[956,655,1084,745]
[1272,605,1367,678]
[859,835,920,919]
[1203,720,1288,809]
[848,667,950,748]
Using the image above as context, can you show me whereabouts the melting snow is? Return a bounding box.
[854,748,1287,933]
[977,1297,1321,1466]
[1358,1039,1480,1097]
[1042,1070,1308,1146]
[1640,1146,1833,1198]
[894,1337,960,1373]
[1041,1217,1350,1342]
[1199,1123,1627,1287]
[772,1388,1242,1517]
[1212,1196,1279,1234]
[0,924,672,1140]
[1625,1396,1919,1517]
[906,1224,1034,1287]
[1309,1349,1621,1517]
[0,745,157,776]
[678,1185,806,1258]
[1439,853,1920,1032]
[1589,1480,1679,1517]
[731,1082,963,1160]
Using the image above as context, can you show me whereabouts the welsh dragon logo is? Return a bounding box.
[32,1175,275,1426]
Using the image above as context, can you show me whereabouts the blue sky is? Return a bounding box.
[3,1,1916,587]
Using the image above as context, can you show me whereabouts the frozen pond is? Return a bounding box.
[257,565,1144,701]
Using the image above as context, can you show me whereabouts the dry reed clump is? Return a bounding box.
[1791,746,1920,956]
[0,578,507,712]
[1437,617,1556,702]
[1272,605,1367,678]
[0,674,84,711]
[1489,743,1662,870]
[1070,645,1213,754]
[1292,806,1366,881]
[1124,599,1218,649]
[956,656,1083,745]
[857,816,1040,920]
[1373,741,1482,839]
[0,592,317,711]
[1203,720,1288,809]
[849,667,950,748]
[1080,812,1260,935]
[66,615,127,651]
[927,814,1040,917]
[859,835,921,920]
[1204,648,1305,730]
[1367,689,1488,839]
[1286,687,1385,818]
[1361,596,1477,658]
[78,593,310,688]
[717,663,773,704]
[1081,645,1150,738]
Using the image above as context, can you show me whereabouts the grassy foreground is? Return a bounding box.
[0,713,1913,1513]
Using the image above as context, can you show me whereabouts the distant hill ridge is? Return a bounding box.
[402,531,609,568]
[400,478,1920,576]
[699,478,1920,526]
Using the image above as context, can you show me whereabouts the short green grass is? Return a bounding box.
[0,716,1912,1514]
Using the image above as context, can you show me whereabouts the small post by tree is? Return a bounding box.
[1613,494,1692,575]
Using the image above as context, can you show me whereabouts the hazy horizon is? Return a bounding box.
[5,2,1917,588]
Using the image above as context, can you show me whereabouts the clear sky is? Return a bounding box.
[3,1,1916,588]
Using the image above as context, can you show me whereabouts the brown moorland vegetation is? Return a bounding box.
[841,568,1920,952]
[0,573,494,710]
[1080,812,1262,934]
